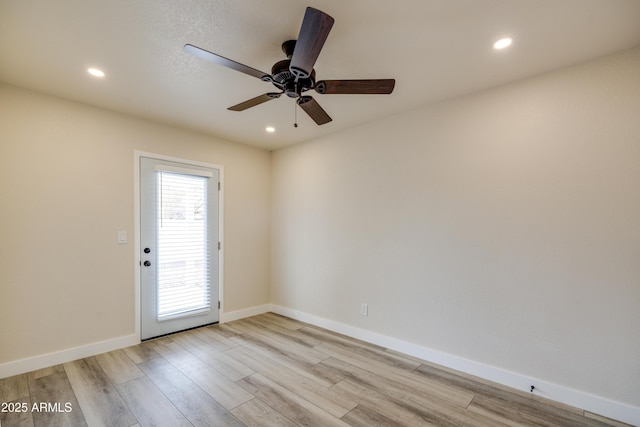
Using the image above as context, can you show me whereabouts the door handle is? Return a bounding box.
[143,260,151,267]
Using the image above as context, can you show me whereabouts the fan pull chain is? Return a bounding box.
[294,100,298,128]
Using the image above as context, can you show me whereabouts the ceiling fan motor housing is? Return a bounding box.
[271,56,315,98]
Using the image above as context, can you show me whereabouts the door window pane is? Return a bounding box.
[156,171,210,319]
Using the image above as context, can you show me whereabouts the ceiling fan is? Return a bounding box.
[183,7,395,126]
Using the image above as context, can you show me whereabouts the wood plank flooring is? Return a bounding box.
[0,313,631,427]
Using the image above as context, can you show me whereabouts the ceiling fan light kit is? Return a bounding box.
[184,7,395,126]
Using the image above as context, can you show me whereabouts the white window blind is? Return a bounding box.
[156,170,210,320]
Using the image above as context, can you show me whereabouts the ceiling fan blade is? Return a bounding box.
[290,8,334,79]
[184,44,270,80]
[297,96,332,125]
[315,79,395,94]
[228,93,281,111]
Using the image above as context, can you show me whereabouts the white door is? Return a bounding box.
[140,156,219,340]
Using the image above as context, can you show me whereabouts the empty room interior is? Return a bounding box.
[1,1,639,426]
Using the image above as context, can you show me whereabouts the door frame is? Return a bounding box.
[133,150,224,340]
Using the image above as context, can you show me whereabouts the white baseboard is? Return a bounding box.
[0,303,273,379]
[270,305,640,426]
[2,305,636,425]
[219,304,271,323]
[0,334,139,379]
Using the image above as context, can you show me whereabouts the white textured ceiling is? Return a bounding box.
[1,0,640,150]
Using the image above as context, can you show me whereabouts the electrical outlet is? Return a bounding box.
[360,303,368,316]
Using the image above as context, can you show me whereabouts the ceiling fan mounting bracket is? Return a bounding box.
[315,81,327,94]
[297,96,311,105]
[290,66,310,80]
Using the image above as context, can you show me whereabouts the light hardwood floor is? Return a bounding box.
[0,313,631,426]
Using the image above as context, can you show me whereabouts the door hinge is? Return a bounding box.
[218,241,221,250]
[218,301,221,309]
[218,181,221,191]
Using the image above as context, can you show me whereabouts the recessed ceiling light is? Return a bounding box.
[493,37,513,50]
[87,67,105,77]
[265,126,275,133]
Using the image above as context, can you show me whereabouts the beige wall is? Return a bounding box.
[1,46,639,414]
[271,48,640,406]
[0,84,271,364]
